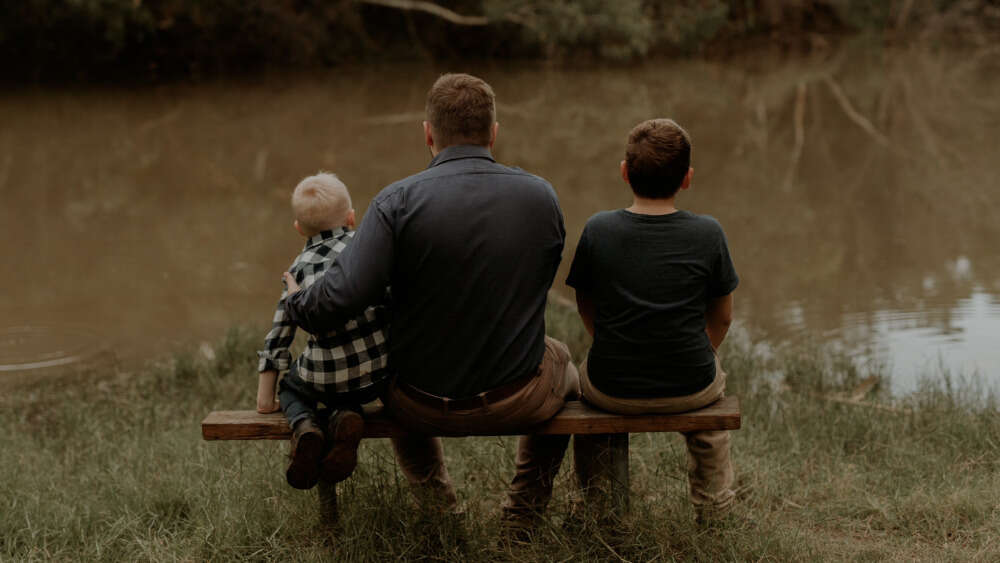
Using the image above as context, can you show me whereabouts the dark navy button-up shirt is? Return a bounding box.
[285,145,566,398]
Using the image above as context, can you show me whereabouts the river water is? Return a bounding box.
[2,44,998,394]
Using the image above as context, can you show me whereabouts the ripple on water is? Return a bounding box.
[0,325,104,373]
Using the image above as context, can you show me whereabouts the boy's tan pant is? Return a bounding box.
[575,356,735,514]
[383,336,581,521]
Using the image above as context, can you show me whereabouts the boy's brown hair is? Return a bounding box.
[625,119,691,199]
[425,73,496,148]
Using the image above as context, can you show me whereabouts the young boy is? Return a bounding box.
[566,119,738,519]
[256,172,391,490]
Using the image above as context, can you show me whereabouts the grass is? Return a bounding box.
[3,306,1000,561]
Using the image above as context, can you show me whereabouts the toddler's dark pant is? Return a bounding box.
[278,364,389,429]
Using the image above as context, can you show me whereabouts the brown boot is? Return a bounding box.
[321,409,365,483]
[286,418,325,490]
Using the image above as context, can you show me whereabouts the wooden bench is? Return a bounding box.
[202,396,741,524]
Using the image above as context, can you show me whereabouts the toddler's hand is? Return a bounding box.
[282,272,300,295]
[256,371,281,414]
[257,393,280,414]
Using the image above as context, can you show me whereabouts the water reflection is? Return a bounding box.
[1,43,998,388]
[837,289,1000,393]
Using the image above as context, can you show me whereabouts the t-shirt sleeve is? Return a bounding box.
[566,225,592,292]
[708,224,739,298]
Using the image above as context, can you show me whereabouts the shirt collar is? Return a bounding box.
[428,144,496,168]
[304,227,348,250]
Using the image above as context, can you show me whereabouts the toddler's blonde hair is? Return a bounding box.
[291,173,352,235]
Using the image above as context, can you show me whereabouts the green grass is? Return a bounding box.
[3,308,1000,561]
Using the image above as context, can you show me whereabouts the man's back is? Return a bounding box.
[380,146,564,397]
[287,145,565,398]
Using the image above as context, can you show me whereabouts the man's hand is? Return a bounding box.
[282,272,300,295]
[257,370,281,414]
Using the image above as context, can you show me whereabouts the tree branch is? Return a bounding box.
[782,81,807,191]
[355,0,488,26]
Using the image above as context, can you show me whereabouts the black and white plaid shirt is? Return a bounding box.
[257,228,390,392]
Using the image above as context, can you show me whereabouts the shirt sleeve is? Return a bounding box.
[284,198,395,334]
[256,270,301,373]
[565,225,592,292]
[708,223,739,298]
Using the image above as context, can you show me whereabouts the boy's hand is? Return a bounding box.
[282,272,300,295]
[257,371,281,414]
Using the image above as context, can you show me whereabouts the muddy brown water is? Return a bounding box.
[2,45,998,393]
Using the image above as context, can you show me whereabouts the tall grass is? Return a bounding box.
[3,308,1000,561]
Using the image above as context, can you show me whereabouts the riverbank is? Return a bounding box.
[6,0,998,83]
[3,305,999,560]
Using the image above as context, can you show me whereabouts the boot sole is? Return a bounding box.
[321,411,364,483]
[286,430,324,490]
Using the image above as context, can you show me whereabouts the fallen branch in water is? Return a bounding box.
[823,76,911,160]
[782,376,912,414]
[782,81,808,191]
[814,393,912,415]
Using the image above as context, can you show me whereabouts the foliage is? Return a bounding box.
[650,0,730,53]
[485,0,655,60]
[4,0,999,81]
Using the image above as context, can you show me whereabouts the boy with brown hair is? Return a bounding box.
[256,172,390,490]
[566,118,738,520]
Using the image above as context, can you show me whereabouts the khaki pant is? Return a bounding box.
[383,336,581,520]
[576,356,735,514]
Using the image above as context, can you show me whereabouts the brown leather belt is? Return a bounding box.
[397,367,540,411]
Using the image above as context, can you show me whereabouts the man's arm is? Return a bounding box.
[575,290,596,338]
[705,292,733,351]
[284,200,395,334]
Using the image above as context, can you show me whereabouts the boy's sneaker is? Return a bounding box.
[286,418,325,490]
[321,409,365,483]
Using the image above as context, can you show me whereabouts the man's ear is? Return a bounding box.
[488,122,499,149]
[679,167,694,191]
[293,219,305,236]
[620,159,629,184]
[345,209,356,229]
[423,121,434,149]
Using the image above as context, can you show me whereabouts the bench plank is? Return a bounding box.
[202,396,740,441]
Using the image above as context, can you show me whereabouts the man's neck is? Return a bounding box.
[627,196,678,216]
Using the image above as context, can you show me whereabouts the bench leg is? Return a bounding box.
[575,433,630,520]
[317,480,338,526]
[608,433,630,518]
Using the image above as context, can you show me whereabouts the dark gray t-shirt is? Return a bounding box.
[566,209,738,398]
[285,145,565,399]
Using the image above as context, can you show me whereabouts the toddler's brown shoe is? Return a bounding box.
[286,418,325,489]
[321,410,365,483]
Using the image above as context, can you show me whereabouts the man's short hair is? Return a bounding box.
[625,119,692,199]
[425,73,496,148]
[291,172,352,235]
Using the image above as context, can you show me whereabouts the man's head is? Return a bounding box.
[623,119,693,199]
[424,73,498,152]
[291,173,355,237]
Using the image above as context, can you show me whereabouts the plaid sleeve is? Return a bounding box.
[256,268,303,373]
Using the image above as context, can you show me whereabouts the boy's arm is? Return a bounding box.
[575,290,596,338]
[705,292,733,351]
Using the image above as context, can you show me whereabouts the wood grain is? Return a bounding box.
[202,396,741,440]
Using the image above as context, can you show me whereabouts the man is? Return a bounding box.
[283,73,580,531]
